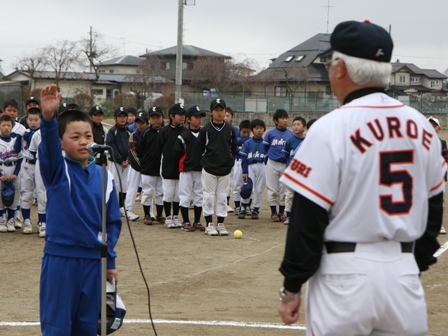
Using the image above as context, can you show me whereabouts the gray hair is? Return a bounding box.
[332,51,392,87]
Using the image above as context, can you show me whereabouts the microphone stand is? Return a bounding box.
[99,149,108,336]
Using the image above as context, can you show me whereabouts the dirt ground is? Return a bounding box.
[1,130,448,336]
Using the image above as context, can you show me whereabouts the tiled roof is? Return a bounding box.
[140,45,230,59]
[96,55,143,66]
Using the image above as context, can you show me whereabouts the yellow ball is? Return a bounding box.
[234,230,243,239]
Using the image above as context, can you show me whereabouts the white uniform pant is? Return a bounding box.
[141,175,163,207]
[34,159,46,214]
[266,159,286,206]
[241,163,265,209]
[162,178,179,203]
[125,167,141,211]
[285,187,294,213]
[20,161,36,209]
[109,162,129,193]
[179,171,203,208]
[305,240,427,336]
[232,160,244,203]
[201,169,229,218]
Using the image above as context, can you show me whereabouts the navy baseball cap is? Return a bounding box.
[148,106,163,117]
[135,110,149,123]
[186,106,206,118]
[58,102,81,115]
[210,98,226,110]
[89,105,104,116]
[98,281,126,335]
[328,20,393,62]
[168,103,186,115]
[26,96,40,106]
[2,180,15,207]
[240,177,253,200]
[114,107,128,117]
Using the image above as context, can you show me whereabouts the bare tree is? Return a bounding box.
[42,40,83,89]
[73,92,94,112]
[15,51,46,91]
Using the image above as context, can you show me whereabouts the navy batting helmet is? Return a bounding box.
[2,180,15,207]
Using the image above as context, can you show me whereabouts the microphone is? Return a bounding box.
[87,142,111,154]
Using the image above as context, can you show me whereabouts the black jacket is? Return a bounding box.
[159,124,187,179]
[137,126,161,176]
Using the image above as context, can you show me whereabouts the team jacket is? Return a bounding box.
[0,133,23,177]
[235,136,251,160]
[136,125,161,176]
[128,130,143,172]
[240,137,267,174]
[92,122,107,145]
[106,124,130,164]
[159,124,187,179]
[195,121,237,176]
[174,128,201,173]
[39,118,122,269]
[263,127,294,162]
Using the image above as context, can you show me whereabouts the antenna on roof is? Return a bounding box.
[324,0,333,34]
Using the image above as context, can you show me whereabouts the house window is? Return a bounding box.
[431,80,439,88]
[285,56,294,62]
[398,75,406,83]
[275,86,287,97]
[295,55,305,62]
[182,62,188,70]
[92,89,104,96]
[410,77,418,83]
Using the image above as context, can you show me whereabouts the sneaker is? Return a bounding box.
[251,211,259,220]
[238,210,246,219]
[278,214,286,222]
[0,223,7,232]
[6,218,15,232]
[156,216,166,224]
[164,216,176,228]
[125,210,139,221]
[217,223,229,236]
[205,223,218,236]
[234,207,240,215]
[135,192,141,202]
[227,204,234,213]
[182,222,195,232]
[173,215,182,228]
[283,217,290,225]
[271,214,280,222]
[440,225,446,234]
[120,207,126,217]
[0,214,6,226]
[150,211,156,221]
[193,222,206,231]
[39,222,46,238]
[14,216,23,229]
[23,219,33,234]
[144,215,153,225]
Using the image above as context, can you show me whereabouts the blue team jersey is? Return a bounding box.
[283,136,305,166]
[235,136,251,160]
[240,137,267,174]
[263,127,294,162]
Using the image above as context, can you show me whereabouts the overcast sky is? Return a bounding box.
[1,0,448,75]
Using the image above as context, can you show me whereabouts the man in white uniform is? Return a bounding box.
[278,20,446,336]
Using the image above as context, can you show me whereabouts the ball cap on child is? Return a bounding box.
[327,20,393,62]
[148,106,163,117]
[114,107,128,117]
[89,105,104,116]
[240,177,253,199]
[428,116,440,127]
[210,98,226,110]
[135,110,149,123]
[168,103,186,115]
[97,280,126,335]
[2,180,15,207]
[186,106,206,118]
[26,96,40,106]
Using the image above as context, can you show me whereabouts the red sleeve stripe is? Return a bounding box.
[339,104,406,109]
[430,178,445,192]
[283,172,334,206]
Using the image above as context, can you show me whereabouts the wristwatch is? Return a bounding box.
[279,287,300,302]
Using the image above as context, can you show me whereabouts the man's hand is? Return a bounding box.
[107,269,118,284]
[40,84,62,120]
[242,173,248,182]
[278,296,301,325]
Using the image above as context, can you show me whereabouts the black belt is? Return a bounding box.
[26,159,36,164]
[235,158,241,161]
[273,158,286,164]
[0,161,17,166]
[325,241,414,254]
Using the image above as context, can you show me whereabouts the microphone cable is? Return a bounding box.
[108,149,158,336]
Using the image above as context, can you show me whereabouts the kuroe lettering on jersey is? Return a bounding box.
[350,116,434,154]
[289,157,311,178]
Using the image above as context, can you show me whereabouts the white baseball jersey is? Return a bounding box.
[280,92,446,243]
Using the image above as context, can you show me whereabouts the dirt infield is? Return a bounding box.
[1,129,448,335]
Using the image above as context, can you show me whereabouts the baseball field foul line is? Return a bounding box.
[434,240,448,258]
[0,320,306,330]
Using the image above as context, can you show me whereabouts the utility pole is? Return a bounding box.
[89,26,94,72]
[175,0,184,104]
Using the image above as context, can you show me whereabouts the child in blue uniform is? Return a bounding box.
[39,84,122,336]
[232,120,251,214]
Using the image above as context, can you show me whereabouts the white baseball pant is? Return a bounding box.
[179,171,203,208]
[284,187,294,213]
[20,160,36,209]
[141,175,163,208]
[201,169,229,218]
[125,167,141,211]
[162,178,180,203]
[241,163,265,209]
[232,160,244,203]
[109,162,129,193]
[34,159,47,214]
[265,159,286,206]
